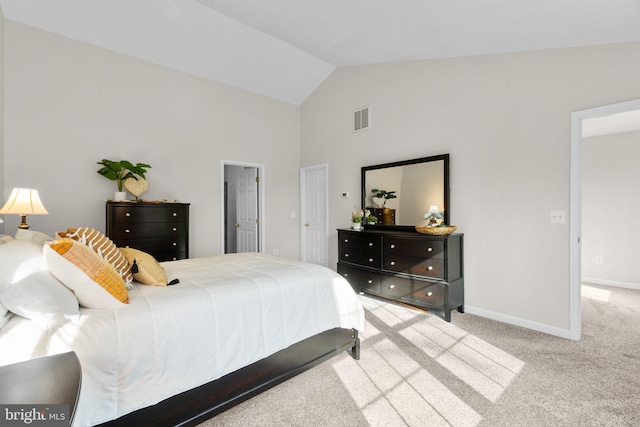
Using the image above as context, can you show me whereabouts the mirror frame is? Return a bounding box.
[361,154,450,230]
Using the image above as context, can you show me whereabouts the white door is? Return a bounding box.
[236,167,259,252]
[301,164,328,266]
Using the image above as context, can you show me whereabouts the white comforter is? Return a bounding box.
[0,253,364,426]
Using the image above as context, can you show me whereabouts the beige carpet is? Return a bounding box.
[199,284,640,426]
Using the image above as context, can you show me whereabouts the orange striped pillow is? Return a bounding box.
[44,238,128,308]
[64,227,133,289]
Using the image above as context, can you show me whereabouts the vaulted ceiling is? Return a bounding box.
[1,0,639,105]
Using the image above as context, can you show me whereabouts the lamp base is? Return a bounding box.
[18,214,29,229]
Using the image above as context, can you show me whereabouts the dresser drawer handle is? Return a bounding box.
[368,242,373,247]
[427,291,433,296]
[345,253,349,257]
[368,280,373,284]
[172,242,177,246]
[390,261,395,266]
[427,266,433,271]
[125,212,131,217]
[368,258,374,263]
[427,247,433,252]
[125,229,130,233]
[389,284,395,289]
[344,239,349,243]
[172,257,177,261]
[172,212,178,217]
[172,227,177,232]
[344,273,349,277]
[390,244,395,249]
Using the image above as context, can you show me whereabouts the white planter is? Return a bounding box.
[352,222,362,230]
[113,191,127,201]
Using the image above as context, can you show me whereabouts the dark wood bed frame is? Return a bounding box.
[97,327,360,427]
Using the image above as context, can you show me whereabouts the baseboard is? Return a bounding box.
[463,280,639,340]
[582,277,640,291]
[463,305,572,340]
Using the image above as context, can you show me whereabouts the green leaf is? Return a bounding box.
[97,159,152,190]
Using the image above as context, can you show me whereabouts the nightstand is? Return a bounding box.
[0,352,82,425]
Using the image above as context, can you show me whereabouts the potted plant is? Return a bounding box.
[371,189,397,207]
[364,210,378,225]
[351,210,363,230]
[97,159,151,201]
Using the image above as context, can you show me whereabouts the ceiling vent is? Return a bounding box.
[353,107,370,132]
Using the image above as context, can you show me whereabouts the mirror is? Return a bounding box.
[361,154,449,229]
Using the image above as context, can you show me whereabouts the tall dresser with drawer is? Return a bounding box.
[106,201,190,262]
[337,228,463,321]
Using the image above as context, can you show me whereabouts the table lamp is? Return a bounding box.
[0,188,49,229]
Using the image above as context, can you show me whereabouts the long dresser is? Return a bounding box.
[337,228,464,321]
[106,201,190,262]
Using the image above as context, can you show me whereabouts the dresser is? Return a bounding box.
[106,201,190,262]
[368,207,396,225]
[337,228,463,321]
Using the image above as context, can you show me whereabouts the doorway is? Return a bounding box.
[569,98,640,340]
[222,160,265,254]
[300,164,329,266]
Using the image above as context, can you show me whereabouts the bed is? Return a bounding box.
[0,231,364,426]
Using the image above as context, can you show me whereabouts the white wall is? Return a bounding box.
[2,21,302,259]
[582,130,640,289]
[301,42,640,336]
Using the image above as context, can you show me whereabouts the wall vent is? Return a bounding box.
[353,107,370,132]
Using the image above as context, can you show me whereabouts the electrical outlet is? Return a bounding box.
[595,256,603,265]
[273,249,279,256]
[342,192,349,198]
[550,210,566,224]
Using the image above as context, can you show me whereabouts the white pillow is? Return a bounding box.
[15,229,53,246]
[0,239,46,290]
[43,244,127,309]
[0,270,79,321]
[0,235,13,245]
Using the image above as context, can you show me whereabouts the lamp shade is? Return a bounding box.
[0,188,49,215]
[0,188,48,229]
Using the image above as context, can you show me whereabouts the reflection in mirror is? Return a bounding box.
[362,154,449,228]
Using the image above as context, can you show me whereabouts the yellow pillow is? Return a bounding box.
[63,227,134,289]
[119,248,168,286]
[45,238,128,307]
